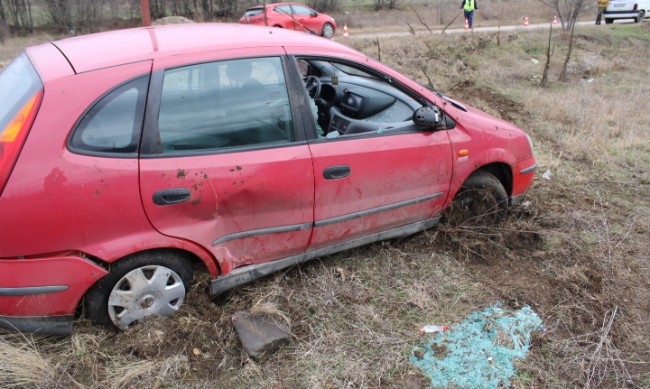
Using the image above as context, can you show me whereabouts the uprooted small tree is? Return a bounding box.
[541,0,585,82]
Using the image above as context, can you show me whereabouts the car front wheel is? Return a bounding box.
[322,23,334,38]
[86,251,194,331]
[605,18,613,24]
[445,171,509,226]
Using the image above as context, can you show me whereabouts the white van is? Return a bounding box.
[604,0,650,23]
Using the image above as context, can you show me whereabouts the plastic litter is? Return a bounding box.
[542,169,552,180]
[419,325,447,334]
[410,303,543,389]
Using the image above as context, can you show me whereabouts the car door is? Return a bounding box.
[291,4,321,34]
[139,54,314,275]
[291,57,454,250]
[273,4,296,30]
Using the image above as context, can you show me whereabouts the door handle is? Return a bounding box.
[323,165,350,180]
[152,188,192,206]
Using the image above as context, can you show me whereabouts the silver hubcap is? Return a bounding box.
[108,265,186,331]
[323,24,333,38]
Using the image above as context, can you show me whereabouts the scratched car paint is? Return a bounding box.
[0,23,536,334]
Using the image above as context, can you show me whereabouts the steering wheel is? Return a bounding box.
[303,75,321,99]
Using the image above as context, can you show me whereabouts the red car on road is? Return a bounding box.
[0,23,536,334]
[240,2,336,38]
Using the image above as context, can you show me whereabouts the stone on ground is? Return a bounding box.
[231,311,291,361]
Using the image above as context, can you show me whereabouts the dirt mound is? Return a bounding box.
[153,16,195,25]
[448,80,524,123]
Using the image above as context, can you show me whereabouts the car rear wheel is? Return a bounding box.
[86,251,194,331]
[322,23,334,38]
[635,11,645,23]
[605,18,613,24]
[445,171,509,226]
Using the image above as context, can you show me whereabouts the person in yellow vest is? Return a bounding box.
[596,0,609,24]
[461,0,478,29]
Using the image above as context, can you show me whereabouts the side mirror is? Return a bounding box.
[413,106,445,131]
[312,12,318,17]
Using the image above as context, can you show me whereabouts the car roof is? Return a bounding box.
[48,23,352,74]
[264,2,312,7]
[245,3,313,11]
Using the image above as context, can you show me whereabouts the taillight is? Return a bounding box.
[0,90,42,195]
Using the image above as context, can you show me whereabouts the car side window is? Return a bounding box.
[274,5,292,15]
[157,57,294,154]
[297,58,427,139]
[69,76,148,156]
[292,5,314,15]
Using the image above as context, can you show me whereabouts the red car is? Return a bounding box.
[240,2,336,38]
[0,23,536,334]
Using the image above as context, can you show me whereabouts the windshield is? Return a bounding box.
[0,53,42,132]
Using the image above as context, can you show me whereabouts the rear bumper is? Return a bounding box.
[0,254,107,334]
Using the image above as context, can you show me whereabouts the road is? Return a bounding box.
[346,20,633,39]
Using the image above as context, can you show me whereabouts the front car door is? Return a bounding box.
[139,52,314,275]
[291,4,321,35]
[273,4,296,30]
[288,55,454,250]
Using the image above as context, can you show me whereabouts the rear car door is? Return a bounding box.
[139,53,314,274]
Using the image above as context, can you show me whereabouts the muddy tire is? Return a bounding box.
[86,251,193,331]
[445,171,509,226]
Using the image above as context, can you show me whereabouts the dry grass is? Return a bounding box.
[0,335,57,388]
[102,355,189,389]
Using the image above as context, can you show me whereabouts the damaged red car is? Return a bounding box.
[239,2,336,38]
[0,23,536,335]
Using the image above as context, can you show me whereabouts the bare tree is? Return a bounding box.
[200,0,214,20]
[4,0,33,33]
[0,0,6,23]
[149,0,166,19]
[76,0,108,29]
[543,0,588,30]
[436,0,456,25]
[541,21,554,86]
[43,0,73,31]
[375,0,398,10]
[308,0,338,12]
[0,5,7,43]
[559,20,576,81]
[43,0,108,32]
